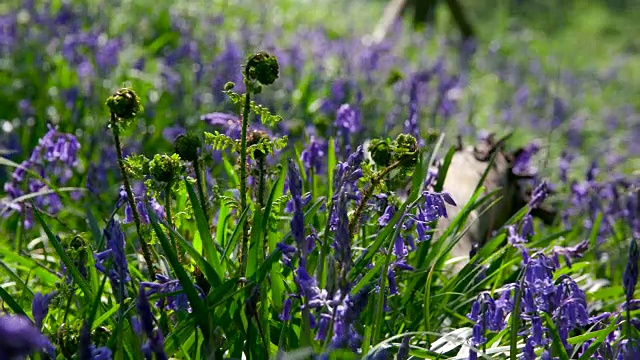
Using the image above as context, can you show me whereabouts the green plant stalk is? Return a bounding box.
[193,159,209,222]
[110,114,157,278]
[239,90,251,277]
[348,158,406,238]
[257,158,271,353]
[165,180,179,258]
[257,157,266,211]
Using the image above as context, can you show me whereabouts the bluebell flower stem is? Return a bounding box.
[110,114,157,278]
[239,90,251,277]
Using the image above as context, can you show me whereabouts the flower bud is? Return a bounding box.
[223,82,235,91]
[173,133,201,162]
[106,88,143,122]
[245,52,279,86]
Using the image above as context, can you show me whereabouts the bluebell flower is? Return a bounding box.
[397,335,411,360]
[300,136,326,175]
[416,191,456,223]
[94,219,130,300]
[403,73,428,139]
[136,284,168,360]
[118,185,165,225]
[0,314,55,358]
[378,205,395,227]
[512,141,540,176]
[328,285,371,351]
[141,274,205,313]
[623,240,638,303]
[551,240,589,268]
[31,291,57,329]
[335,104,360,156]
[279,296,295,321]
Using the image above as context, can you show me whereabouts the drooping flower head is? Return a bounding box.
[0,314,55,358]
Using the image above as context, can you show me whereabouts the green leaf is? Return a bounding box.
[327,137,336,198]
[164,219,222,288]
[148,207,211,341]
[221,207,249,266]
[0,286,26,316]
[92,303,120,331]
[0,246,59,285]
[246,209,263,278]
[543,312,570,360]
[185,179,223,281]
[434,145,456,192]
[86,271,110,330]
[576,316,619,360]
[510,271,525,360]
[34,208,92,299]
[0,260,34,297]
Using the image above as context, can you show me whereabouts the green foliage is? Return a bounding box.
[148,153,184,188]
[123,154,150,180]
[204,131,236,152]
[1,1,639,359]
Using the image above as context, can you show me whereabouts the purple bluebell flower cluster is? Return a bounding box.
[94,219,130,300]
[2,124,80,228]
[116,184,165,225]
[141,274,205,313]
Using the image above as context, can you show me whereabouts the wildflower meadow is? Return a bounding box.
[0,0,638,359]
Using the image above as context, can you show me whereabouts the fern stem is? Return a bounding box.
[165,181,180,260]
[348,159,405,239]
[110,113,157,278]
[239,90,251,277]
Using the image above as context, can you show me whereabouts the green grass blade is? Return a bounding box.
[0,260,34,297]
[172,226,222,288]
[434,145,456,192]
[576,316,619,360]
[34,208,92,299]
[246,208,263,278]
[148,206,211,341]
[185,179,223,279]
[0,286,26,316]
[221,207,249,265]
[542,312,570,360]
